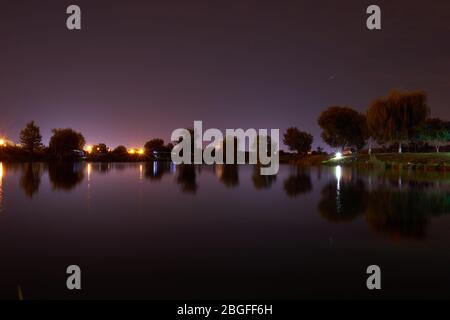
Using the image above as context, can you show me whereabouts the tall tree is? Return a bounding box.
[416,118,450,152]
[20,121,42,153]
[367,90,430,153]
[49,128,86,158]
[318,107,368,151]
[283,127,313,155]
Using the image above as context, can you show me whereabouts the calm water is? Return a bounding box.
[0,161,449,299]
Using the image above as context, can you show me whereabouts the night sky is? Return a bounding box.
[1,0,449,150]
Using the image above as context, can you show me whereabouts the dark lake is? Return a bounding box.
[0,161,449,299]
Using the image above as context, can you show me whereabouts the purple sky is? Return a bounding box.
[1,0,449,150]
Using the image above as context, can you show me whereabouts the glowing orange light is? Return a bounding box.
[138,148,144,155]
[128,149,136,154]
[85,145,93,154]
[0,139,5,147]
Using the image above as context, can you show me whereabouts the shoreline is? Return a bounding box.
[322,153,450,171]
[2,153,450,172]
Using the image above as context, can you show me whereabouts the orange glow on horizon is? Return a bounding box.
[128,148,145,155]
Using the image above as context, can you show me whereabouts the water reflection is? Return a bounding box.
[92,162,112,175]
[365,189,450,240]
[283,167,312,197]
[215,164,239,188]
[48,162,84,191]
[0,162,3,212]
[252,165,276,190]
[176,164,198,193]
[2,162,450,299]
[19,163,42,198]
[318,167,450,240]
[145,161,171,180]
[3,161,450,242]
[335,165,341,190]
[318,178,367,223]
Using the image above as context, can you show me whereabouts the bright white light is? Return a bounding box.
[335,152,342,160]
[335,165,342,191]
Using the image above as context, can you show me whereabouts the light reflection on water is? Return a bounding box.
[0,161,450,299]
[0,162,3,213]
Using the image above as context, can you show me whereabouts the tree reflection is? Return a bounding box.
[176,164,198,193]
[283,168,312,197]
[365,189,450,240]
[145,161,170,181]
[317,168,450,240]
[20,163,42,198]
[95,162,111,174]
[215,164,239,188]
[48,162,84,191]
[252,165,276,190]
[318,179,367,223]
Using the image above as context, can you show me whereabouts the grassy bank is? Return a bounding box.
[323,153,450,171]
[281,153,329,166]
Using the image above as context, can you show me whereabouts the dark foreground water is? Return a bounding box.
[0,161,449,299]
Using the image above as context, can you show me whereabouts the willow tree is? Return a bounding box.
[367,90,430,153]
[49,128,86,158]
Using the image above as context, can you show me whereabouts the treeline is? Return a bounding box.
[2,89,448,161]
[0,122,173,161]
[283,89,450,155]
